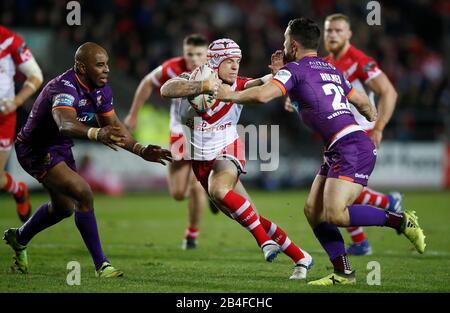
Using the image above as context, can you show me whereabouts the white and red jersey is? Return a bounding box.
[324,45,382,130]
[0,26,35,150]
[178,75,251,161]
[0,26,34,101]
[151,56,188,135]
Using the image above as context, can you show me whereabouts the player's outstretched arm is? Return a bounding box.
[216,81,283,105]
[347,89,377,122]
[52,106,126,148]
[160,74,221,99]
[124,66,162,131]
[97,112,172,165]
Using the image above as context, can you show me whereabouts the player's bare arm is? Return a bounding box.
[52,106,125,148]
[0,59,43,115]
[216,80,283,105]
[160,74,221,99]
[243,74,274,89]
[366,72,398,146]
[347,88,377,122]
[124,65,163,131]
[97,111,172,165]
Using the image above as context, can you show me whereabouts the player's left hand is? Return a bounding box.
[141,144,173,165]
[268,50,284,75]
[215,83,233,101]
[370,129,383,148]
[0,98,18,115]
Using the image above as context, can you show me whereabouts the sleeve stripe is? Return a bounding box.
[52,106,76,111]
[271,79,286,95]
[97,109,115,117]
[346,87,356,99]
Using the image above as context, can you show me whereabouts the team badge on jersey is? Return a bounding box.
[363,61,378,74]
[274,69,292,84]
[17,43,33,63]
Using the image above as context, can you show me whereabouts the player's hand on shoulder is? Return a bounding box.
[0,98,18,115]
[284,96,296,113]
[141,144,172,165]
[98,125,126,150]
[268,50,285,75]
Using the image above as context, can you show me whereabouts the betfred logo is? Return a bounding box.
[355,173,369,179]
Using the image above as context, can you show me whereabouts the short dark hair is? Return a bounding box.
[183,34,208,47]
[287,18,321,50]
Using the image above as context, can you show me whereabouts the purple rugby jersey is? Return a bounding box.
[17,68,114,148]
[272,55,360,146]
[15,68,114,182]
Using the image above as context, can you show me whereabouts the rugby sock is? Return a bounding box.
[331,254,353,275]
[185,227,199,240]
[221,191,272,247]
[74,210,108,270]
[346,227,367,244]
[260,216,305,263]
[313,222,346,263]
[2,172,23,197]
[16,203,65,246]
[354,187,389,209]
[348,205,404,230]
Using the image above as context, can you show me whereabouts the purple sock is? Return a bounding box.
[313,222,346,261]
[74,210,108,271]
[348,204,387,226]
[17,203,65,246]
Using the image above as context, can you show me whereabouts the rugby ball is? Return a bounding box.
[188,64,216,112]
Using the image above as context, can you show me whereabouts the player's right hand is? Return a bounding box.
[97,125,126,150]
[204,73,222,96]
[141,144,173,165]
[284,96,296,113]
[268,50,285,75]
[123,113,137,131]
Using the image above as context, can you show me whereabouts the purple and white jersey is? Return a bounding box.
[17,68,114,148]
[272,55,361,147]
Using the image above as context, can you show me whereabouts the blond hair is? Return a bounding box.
[325,13,351,28]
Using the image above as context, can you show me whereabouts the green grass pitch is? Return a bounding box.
[1,190,449,292]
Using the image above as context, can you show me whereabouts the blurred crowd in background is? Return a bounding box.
[2,0,450,144]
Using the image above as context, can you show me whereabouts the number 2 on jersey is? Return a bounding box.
[322,83,351,111]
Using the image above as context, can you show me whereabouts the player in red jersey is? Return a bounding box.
[323,14,402,255]
[161,38,314,280]
[124,34,210,249]
[0,25,43,222]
